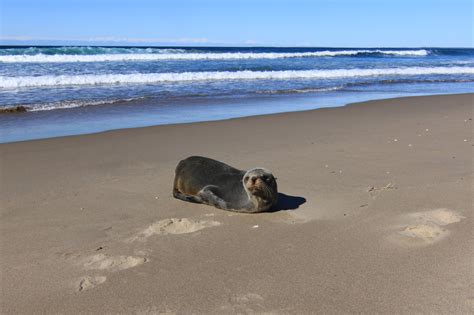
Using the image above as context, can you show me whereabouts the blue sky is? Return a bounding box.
[1,0,472,47]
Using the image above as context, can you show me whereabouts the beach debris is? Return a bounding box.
[252,225,259,228]
[383,183,396,190]
[367,183,396,193]
[0,105,29,114]
[393,138,398,142]
[325,164,329,168]
[339,170,343,174]
[463,139,468,142]
[386,171,391,174]
[360,204,368,208]
[154,196,159,199]
[95,246,104,251]
[408,144,413,147]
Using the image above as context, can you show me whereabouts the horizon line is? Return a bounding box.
[1,37,472,49]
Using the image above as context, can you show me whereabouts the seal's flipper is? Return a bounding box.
[198,186,229,210]
[173,189,203,204]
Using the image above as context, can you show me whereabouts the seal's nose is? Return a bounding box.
[251,176,257,183]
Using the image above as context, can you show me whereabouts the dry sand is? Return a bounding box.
[1,94,473,313]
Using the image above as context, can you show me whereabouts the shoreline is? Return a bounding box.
[1,92,473,144]
[1,93,472,313]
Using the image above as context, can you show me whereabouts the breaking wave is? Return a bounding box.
[0,49,430,63]
[1,66,472,89]
[0,46,186,56]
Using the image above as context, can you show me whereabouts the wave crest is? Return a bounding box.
[0,49,429,63]
[1,66,472,89]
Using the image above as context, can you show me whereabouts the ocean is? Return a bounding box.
[0,46,473,143]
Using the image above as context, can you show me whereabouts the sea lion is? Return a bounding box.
[172,156,278,213]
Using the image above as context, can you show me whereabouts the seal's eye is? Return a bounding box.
[244,176,249,182]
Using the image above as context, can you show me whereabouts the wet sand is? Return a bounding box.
[1,94,473,313]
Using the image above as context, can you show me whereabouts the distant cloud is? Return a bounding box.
[0,36,309,47]
[0,36,212,45]
[244,40,259,45]
[1,36,38,41]
[85,36,211,44]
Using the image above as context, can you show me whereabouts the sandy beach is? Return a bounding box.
[1,94,472,313]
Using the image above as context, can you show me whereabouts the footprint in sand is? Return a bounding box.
[135,306,176,315]
[398,208,465,244]
[76,275,106,292]
[74,218,219,291]
[129,218,220,242]
[69,251,147,292]
[82,253,147,272]
[220,293,265,313]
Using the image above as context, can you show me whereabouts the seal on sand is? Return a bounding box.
[173,156,278,213]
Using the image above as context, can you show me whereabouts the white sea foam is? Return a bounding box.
[1,66,472,89]
[257,86,345,94]
[31,97,146,111]
[0,49,429,63]
[0,97,145,112]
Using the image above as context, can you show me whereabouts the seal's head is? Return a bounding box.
[243,168,278,211]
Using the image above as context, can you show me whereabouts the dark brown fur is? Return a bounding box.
[173,156,278,213]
